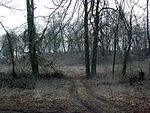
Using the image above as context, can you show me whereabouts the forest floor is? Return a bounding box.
[0,66,150,113]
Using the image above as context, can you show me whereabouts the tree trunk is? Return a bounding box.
[91,0,100,76]
[7,34,16,77]
[0,22,16,77]
[119,6,133,79]
[122,51,128,76]
[53,34,57,53]
[61,30,66,52]
[112,33,117,74]
[147,0,150,50]
[147,0,150,74]
[122,32,132,78]
[112,18,119,74]
[84,0,90,78]
[26,0,39,78]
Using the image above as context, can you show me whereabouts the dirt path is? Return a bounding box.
[69,77,150,113]
[0,73,149,113]
[69,78,121,113]
[70,79,102,113]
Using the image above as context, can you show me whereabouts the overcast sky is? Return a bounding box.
[0,0,53,34]
[0,0,146,35]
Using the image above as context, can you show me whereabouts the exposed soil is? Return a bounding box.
[0,66,150,113]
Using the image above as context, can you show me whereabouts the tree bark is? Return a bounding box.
[112,17,119,74]
[112,31,117,74]
[122,31,132,78]
[91,0,100,76]
[26,0,39,78]
[0,22,16,77]
[146,0,150,74]
[84,0,90,78]
[147,0,150,50]
[61,29,66,52]
[118,5,133,78]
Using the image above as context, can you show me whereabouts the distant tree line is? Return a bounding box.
[0,0,149,81]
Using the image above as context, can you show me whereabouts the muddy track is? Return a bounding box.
[69,78,128,113]
[81,80,123,109]
[81,80,141,113]
[68,75,142,113]
[70,79,103,113]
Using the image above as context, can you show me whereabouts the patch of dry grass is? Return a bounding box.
[0,60,149,112]
[0,79,78,113]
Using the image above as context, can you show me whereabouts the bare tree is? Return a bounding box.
[118,2,135,78]
[26,0,39,78]
[84,0,91,78]
[112,12,120,74]
[0,22,16,77]
[91,0,100,77]
[146,0,150,74]
[147,0,150,50]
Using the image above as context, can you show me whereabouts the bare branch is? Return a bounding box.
[0,1,25,12]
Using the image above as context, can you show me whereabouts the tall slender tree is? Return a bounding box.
[112,14,120,74]
[147,0,150,50]
[146,0,150,74]
[91,0,100,76]
[0,23,16,77]
[26,0,39,78]
[119,5,134,78]
[84,0,90,78]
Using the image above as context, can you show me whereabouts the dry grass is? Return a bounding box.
[0,79,71,99]
[0,60,149,112]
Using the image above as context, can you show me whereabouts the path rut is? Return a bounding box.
[69,78,121,113]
